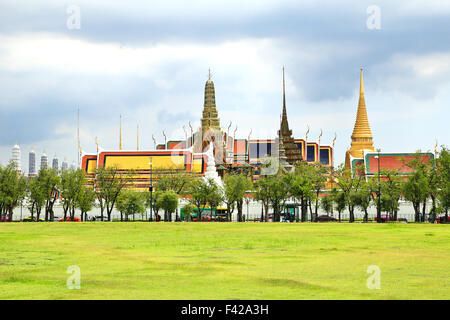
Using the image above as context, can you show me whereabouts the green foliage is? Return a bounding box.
[60,169,85,219]
[402,153,432,222]
[320,195,334,216]
[157,191,179,221]
[436,147,450,215]
[116,189,146,220]
[155,169,195,196]
[223,174,252,222]
[0,162,27,221]
[27,176,45,220]
[94,166,133,221]
[254,176,272,222]
[264,172,292,222]
[182,203,195,221]
[76,186,96,220]
[334,164,364,222]
[37,168,60,221]
[331,189,346,222]
[188,178,223,220]
[353,180,372,222]
[290,163,315,222]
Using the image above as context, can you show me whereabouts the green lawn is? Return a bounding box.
[0,222,449,300]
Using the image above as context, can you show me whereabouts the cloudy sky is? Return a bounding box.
[1,0,449,172]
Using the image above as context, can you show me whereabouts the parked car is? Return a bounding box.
[23,216,43,222]
[58,217,81,222]
[317,215,338,222]
[193,215,212,222]
[374,215,397,222]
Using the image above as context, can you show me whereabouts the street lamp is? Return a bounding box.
[375,149,381,223]
[149,158,153,222]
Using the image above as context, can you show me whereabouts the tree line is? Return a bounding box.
[0,147,448,223]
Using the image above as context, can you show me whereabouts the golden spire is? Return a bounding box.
[95,137,99,153]
[347,68,375,160]
[119,114,122,150]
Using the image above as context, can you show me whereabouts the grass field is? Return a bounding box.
[0,222,449,300]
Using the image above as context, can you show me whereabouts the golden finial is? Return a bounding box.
[332,133,337,149]
[318,129,323,146]
[233,126,238,141]
[163,131,167,148]
[305,125,310,141]
[435,139,438,155]
[248,128,252,142]
[95,136,99,153]
[360,68,364,95]
[208,68,211,80]
[137,124,139,151]
[119,114,122,150]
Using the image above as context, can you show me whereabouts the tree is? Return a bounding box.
[320,194,334,217]
[332,188,346,222]
[182,203,195,221]
[354,180,372,222]
[402,153,433,222]
[27,176,45,221]
[310,163,328,222]
[157,191,179,221]
[290,163,314,222]
[254,177,271,222]
[38,168,60,221]
[266,172,292,222]
[77,186,96,221]
[207,183,224,221]
[116,189,146,221]
[334,165,363,223]
[188,178,221,221]
[436,147,450,220]
[370,169,403,220]
[60,169,85,220]
[223,174,252,222]
[94,166,133,221]
[0,162,27,221]
[155,169,195,196]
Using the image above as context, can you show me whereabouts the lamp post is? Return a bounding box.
[375,149,381,223]
[149,158,153,222]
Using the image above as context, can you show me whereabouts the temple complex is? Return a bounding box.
[81,69,334,189]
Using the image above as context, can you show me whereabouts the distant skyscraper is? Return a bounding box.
[11,142,21,172]
[41,151,48,170]
[52,155,59,171]
[61,158,69,171]
[70,160,76,170]
[29,147,36,176]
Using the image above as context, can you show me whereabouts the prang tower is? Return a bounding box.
[278,67,302,166]
[201,69,221,133]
